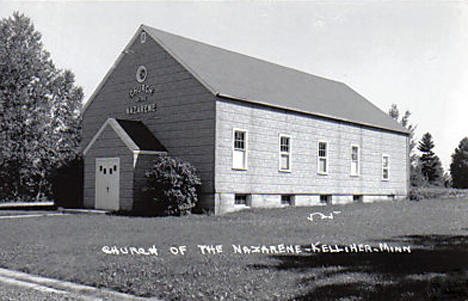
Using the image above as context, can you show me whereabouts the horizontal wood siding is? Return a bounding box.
[83,126,134,211]
[215,98,408,196]
[81,30,215,195]
[132,154,155,212]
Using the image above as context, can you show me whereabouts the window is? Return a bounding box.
[318,141,328,174]
[234,194,249,206]
[281,195,294,206]
[279,135,291,171]
[136,66,148,83]
[382,155,389,180]
[233,129,247,170]
[353,195,363,202]
[351,145,360,176]
[320,195,332,204]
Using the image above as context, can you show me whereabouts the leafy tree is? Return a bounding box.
[0,12,82,202]
[450,137,468,188]
[388,104,400,120]
[144,154,201,216]
[417,132,444,186]
[388,104,418,185]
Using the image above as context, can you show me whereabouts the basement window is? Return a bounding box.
[234,194,250,206]
[353,195,363,202]
[281,195,294,206]
[320,195,331,204]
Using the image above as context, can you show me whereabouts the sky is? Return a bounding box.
[2,0,467,170]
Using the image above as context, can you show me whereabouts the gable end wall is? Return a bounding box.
[81,30,216,200]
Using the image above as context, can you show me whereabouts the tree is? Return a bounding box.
[388,104,400,120]
[0,12,83,202]
[388,104,418,185]
[450,137,468,189]
[417,133,444,186]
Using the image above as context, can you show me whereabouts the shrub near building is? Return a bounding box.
[143,154,201,216]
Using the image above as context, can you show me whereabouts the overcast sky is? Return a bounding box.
[2,0,467,170]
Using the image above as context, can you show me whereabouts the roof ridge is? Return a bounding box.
[142,25,218,96]
[141,24,345,86]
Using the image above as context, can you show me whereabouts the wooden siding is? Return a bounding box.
[215,98,408,196]
[133,154,155,212]
[83,125,134,211]
[81,30,216,196]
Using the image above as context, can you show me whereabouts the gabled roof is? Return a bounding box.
[115,119,167,152]
[143,25,408,134]
[81,25,408,135]
[82,118,166,155]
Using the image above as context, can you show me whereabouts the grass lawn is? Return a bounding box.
[0,198,467,300]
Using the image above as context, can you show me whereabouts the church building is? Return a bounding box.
[81,25,409,214]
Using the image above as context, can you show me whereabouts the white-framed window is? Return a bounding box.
[232,129,247,170]
[317,141,328,174]
[279,134,291,172]
[350,144,360,176]
[382,154,389,180]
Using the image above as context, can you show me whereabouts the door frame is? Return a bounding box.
[95,157,120,211]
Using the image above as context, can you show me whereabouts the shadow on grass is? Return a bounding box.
[249,235,468,300]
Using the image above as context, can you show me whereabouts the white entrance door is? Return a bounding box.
[95,157,120,211]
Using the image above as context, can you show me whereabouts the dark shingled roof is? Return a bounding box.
[116,119,167,151]
[143,25,408,134]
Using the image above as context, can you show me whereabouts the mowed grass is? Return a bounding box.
[0,198,467,300]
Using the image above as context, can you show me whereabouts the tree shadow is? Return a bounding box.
[249,234,468,300]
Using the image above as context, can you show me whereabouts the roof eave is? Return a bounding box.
[216,93,410,136]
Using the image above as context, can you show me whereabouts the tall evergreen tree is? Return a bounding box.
[450,137,468,189]
[0,12,82,202]
[417,132,444,186]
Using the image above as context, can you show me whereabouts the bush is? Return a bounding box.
[144,154,201,216]
[427,273,468,300]
[409,186,468,201]
[49,155,83,208]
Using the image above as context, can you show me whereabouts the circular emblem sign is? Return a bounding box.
[136,66,147,83]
